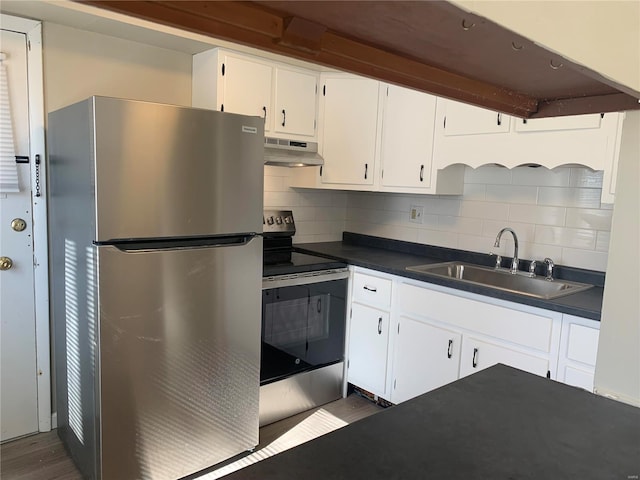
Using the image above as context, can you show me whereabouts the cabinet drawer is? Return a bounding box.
[353,272,392,308]
[399,283,554,352]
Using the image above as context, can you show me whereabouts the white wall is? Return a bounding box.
[43,22,192,113]
[595,111,640,406]
[345,166,612,270]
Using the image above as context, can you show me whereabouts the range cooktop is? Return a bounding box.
[262,209,347,277]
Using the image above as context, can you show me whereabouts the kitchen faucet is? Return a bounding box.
[494,227,519,274]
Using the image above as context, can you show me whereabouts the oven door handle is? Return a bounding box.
[262,269,349,289]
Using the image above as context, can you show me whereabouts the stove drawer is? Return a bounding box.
[353,271,392,308]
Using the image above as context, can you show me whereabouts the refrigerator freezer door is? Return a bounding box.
[92,97,264,241]
[97,238,261,480]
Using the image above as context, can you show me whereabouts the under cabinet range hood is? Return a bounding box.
[264,137,324,167]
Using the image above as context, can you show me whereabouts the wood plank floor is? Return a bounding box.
[1,393,382,480]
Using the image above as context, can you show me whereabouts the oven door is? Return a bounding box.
[261,270,349,385]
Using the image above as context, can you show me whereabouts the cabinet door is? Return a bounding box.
[320,76,379,185]
[348,303,389,395]
[274,68,317,137]
[380,85,437,188]
[557,315,600,391]
[221,54,272,131]
[391,316,461,404]
[514,114,601,133]
[443,99,510,136]
[459,336,549,379]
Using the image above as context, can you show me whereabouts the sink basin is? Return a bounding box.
[406,262,593,299]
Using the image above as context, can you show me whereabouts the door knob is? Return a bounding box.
[11,218,27,232]
[0,257,13,270]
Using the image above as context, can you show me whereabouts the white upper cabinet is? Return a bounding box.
[442,100,511,136]
[379,84,463,194]
[291,77,464,194]
[273,67,317,137]
[192,48,318,140]
[380,85,436,189]
[319,74,380,185]
[513,114,602,133]
[220,53,273,130]
[434,98,625,197]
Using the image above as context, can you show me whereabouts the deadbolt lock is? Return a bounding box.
[11,218,27,232]
[0,257,13,271]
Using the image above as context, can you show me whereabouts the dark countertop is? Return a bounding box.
[295,233,604,320]
[222,364,640,480]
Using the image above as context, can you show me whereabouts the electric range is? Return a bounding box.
[259,210,349,427]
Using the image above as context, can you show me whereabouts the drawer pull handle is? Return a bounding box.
[378,317,382,335]
[363,285,377,292]
[419,164,424,182]
[447,339,453,359]
[472,348,479,368]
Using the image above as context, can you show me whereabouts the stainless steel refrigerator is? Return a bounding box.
[48,97,264,480]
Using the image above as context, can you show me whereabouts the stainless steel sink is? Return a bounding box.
[406,262,593,299]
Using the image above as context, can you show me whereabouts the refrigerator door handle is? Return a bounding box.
[105,234,257,252]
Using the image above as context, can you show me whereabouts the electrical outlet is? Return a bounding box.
[409,205,424,224]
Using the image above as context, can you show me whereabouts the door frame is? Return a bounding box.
[1,14,50,433]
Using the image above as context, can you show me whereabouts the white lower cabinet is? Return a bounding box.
[346,268,596,405]
[347,303,390,396]
[556,314,600,392]
[458,335,550,379]
[391,316,461,404]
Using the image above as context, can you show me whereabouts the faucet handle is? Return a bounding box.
[543,257,555,280]
[528,260,537,277]
[489,252,502,269]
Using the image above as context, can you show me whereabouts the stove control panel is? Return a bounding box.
[263,210,296,236]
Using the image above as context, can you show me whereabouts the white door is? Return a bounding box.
[347,303,389,395]
[220,53,273,131]
[320,76,379,185]
[459,336,549,379]
[380,85,437,189]
[273,67,317,137]
[0,29,39,441]
[443,99,511,136]
[391,316,461,404]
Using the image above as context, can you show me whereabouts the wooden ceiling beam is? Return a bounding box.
[81,1,640,118]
